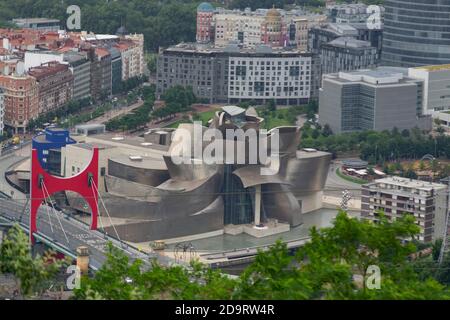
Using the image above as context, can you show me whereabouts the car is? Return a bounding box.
[12,146,19,150]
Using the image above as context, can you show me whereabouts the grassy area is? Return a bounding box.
[262,108,297,129]
[336,168,368,185]
[194,110,217,126]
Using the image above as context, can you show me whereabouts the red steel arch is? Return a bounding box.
[30,148,99,242]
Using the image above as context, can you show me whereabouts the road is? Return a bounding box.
[0,146,175,270]
[85,100,145,125]
[324,161,362,198]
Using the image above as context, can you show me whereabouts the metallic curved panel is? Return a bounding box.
[281,150,331,194]
[232,165,292,189]
[103,196,224,242]
[267,126,301,155]
[262,184,302,226]
[163,155,222,181]
[108,157,169,187]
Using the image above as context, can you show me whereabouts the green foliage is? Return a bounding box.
[152,86,196,121]
[300,127,450,164]
[106,85,156,131]
[72,211,450,300]
[0,0,199,52]
[0,224,69,297]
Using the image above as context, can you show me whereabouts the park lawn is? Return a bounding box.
[197,110,217,126]
[263,108,297,129]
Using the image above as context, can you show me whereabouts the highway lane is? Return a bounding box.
[0,145,175,269]
[324,161,362,198]
[0,198,174,269]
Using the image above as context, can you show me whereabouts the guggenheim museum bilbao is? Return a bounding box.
[20,106,331,243]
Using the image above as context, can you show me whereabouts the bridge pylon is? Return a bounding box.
[29,148,99,243]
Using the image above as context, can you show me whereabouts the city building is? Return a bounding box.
[0,74,38,133]
[31,127,76,174]
[261,7,287,47]
[382,0,450,67]
[12,18,60,32]
[108,47,122,95]
[196,2,327,49]
[320,37,378,75]
[408,64,450,115]
[88,48,112,101]
[157,43,315,105]
[327,3,372,23]
[114,40,145,81]
[64,51,91,101]
[0,87,4,135]
[74,123,106,136]
[24,51,64,71]
[196,2,216,43]
[28,61,74,114]
[318,67,431,133]
[361,176,448,242]
[214,13,265,47]
[309,23,383,56]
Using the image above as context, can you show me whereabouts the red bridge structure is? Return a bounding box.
[29,147,99,242]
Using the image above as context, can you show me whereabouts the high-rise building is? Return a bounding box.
[382,0,450,67]
[362,176,448,242]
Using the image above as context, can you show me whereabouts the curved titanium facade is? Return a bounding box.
[382,0,450,67]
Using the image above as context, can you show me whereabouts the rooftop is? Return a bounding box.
[414,64,450,72]
[222,105,246,117]
[165,42,312,56]
[327,37,373,49]
[86,133,170,153]
[109,155,167,170]
[325,67,417,86]
[297,149,331,159]
[369,176,446,191]
[12,18,60,24]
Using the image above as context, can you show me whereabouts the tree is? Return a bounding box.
[266,99,276,113]
[322,124,333,137]
[0,224,69,297]
[73,211,450,300]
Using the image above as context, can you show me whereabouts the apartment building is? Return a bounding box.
[196,2,327,50]
[320,37,378,75]
[214,13,265,47]
[88,48,112,101]
[0,74,38,133]
[361,176,447,242]
[0,88,4,134]
[28,61,74,114]
[157,43,314,105]
[227,51,312,105]
[64,51,91,101]
[114,40,143,81]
